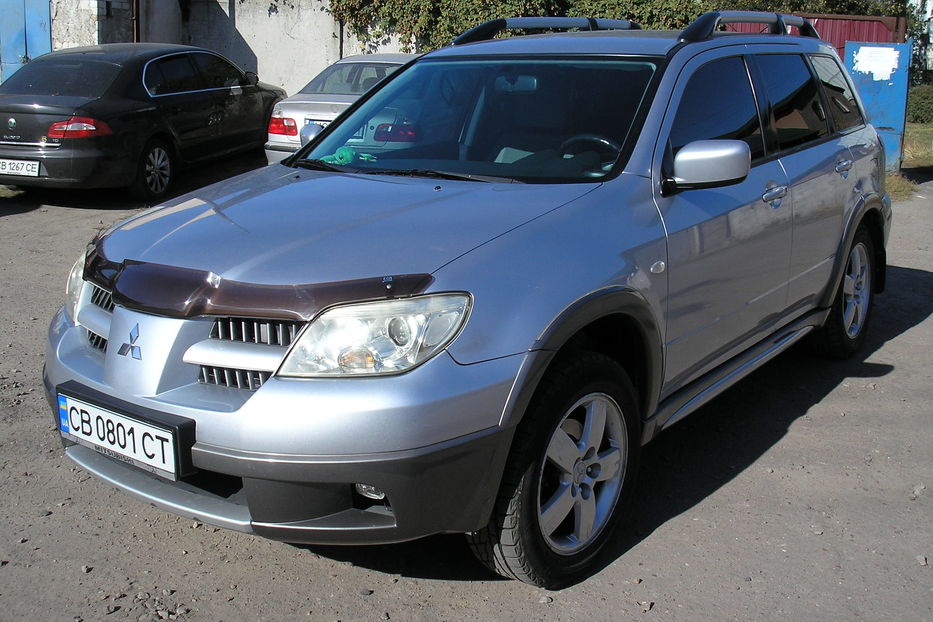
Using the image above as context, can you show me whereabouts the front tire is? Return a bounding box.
[814,227,876,358]
[131,139,174,202]
[467,352,641,588]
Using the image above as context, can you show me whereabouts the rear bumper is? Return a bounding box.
[264,141,298,164]
[0,143,135,189]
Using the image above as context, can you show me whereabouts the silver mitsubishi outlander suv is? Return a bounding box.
[45,12,891,588]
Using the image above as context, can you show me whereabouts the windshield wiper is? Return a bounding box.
[368,169,519,183]
[293,158,347,172]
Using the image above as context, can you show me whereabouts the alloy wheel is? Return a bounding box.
[842,242,871,338]
[537,392,627,555]
[144,146,171,195]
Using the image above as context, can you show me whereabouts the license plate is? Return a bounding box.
[58,394,179,479]
[0,158,39,177]
[304,119,330,127]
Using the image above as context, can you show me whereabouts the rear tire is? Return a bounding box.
[814,227,875,359]
[467,352,640,588]
[131,139,174,202]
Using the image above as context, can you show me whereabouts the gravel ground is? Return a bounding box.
[0,158,930,621]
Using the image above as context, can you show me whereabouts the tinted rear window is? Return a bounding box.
[755,54,829,151]
[299,62,403,96]
[0,58,121,97]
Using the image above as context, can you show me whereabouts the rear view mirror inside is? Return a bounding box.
[494,75,538,92]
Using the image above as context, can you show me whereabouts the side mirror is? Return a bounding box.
[300,122,324,146]
[666,139,750,192]
[244,71,259,86]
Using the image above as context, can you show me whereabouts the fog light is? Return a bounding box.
[355,483,386,500]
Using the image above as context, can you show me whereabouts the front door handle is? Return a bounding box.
[835,159,853,179]
[761,185,787,207]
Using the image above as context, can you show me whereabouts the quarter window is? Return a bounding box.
[144,55,203,95]
[809,55,864,132]
[670,57,764,159]
[755,54,829,150]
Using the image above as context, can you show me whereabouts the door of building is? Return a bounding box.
[0,0,52,83]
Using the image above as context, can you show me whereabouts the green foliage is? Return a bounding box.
[907,85,933,123]
[329,0,918,52]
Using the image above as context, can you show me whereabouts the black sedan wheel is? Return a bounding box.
[132,139,174,201]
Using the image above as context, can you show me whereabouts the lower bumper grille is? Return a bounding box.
[87,330,107,351]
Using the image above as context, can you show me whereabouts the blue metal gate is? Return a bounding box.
[845,41,913,172]
[0,0,52,83]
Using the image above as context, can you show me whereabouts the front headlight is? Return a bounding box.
[278,294,471,377]
[64,249,88,324]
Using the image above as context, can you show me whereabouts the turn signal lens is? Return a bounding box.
[47,116,112,139]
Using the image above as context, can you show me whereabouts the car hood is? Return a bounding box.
[98,164,597,288]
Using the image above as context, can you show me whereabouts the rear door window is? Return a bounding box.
[670,56,765,160]
[145,54,204,95]
[808,55,864,132]
[755,54,829,151]
[191,52,244,89]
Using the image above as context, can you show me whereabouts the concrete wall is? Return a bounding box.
[98,0,134,44]
[140,0,183,43]
[175,0,404,94]
[50,0,98,49]
[49,0,403,94]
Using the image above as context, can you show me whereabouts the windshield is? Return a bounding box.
[298,57,657,183]
[299,62,403,96]
[0,58,121,97]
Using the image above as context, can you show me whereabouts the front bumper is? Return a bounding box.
[45,305,523,544]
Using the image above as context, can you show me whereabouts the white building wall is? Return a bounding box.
[179,0,404,94]
[49,0,404,94]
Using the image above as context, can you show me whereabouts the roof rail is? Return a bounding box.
[679,11,820,43]
[453,16,641,46]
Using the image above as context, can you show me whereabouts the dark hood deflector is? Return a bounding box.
[85,245,433,322]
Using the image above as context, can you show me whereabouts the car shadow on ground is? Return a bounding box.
[0,149,268,216]
[901,166,933,185]
[302,264,933,586]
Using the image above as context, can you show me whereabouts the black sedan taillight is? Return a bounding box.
[47,116,113,139]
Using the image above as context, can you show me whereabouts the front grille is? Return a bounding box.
[199,366,270,391]
[90,284,115,312]
[210,317,301,347]
[87,330,107,351]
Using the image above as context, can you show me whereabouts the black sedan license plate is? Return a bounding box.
[0,158,39,177]
[58,393,180,479]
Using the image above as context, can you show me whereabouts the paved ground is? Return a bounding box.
[0,158,930,621]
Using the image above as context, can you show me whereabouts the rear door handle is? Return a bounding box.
[761,185,787,206]
[835,159,853,178]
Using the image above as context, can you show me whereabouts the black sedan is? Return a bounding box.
[0,43,284,200]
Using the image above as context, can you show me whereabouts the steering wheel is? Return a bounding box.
[559,133,622,156]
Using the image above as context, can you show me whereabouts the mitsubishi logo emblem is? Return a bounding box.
[118,324,142,360]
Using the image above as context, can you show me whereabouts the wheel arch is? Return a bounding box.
[819,197,889,308]
[500,288,663,436]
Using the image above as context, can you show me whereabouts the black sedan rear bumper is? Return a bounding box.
[0,143,136,189]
